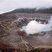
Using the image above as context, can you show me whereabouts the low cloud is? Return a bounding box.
[0,0,52,14]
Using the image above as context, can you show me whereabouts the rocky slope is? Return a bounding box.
[0,13,52,51]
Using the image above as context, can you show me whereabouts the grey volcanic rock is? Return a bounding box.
[0,13,52,51]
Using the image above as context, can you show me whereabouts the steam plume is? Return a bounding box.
[22,16,52,35]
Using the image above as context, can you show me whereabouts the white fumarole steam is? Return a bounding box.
[21,16,52,35]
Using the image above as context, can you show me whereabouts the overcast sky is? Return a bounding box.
[0,0,52,14]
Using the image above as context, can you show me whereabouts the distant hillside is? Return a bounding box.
[36,8,52,13]
[11,8,36,13]
[1,7,52,15]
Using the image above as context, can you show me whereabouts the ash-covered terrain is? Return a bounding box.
[0,13,52,51]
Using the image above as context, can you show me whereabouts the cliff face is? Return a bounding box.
[0,13,52,51]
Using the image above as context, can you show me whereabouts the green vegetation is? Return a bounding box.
[10,8,52,14]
